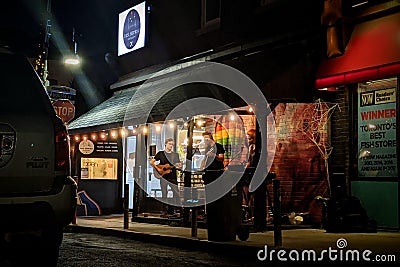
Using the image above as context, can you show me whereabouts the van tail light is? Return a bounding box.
[55,124,71,172]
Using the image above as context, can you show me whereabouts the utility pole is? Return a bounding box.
[35,0,51,86]
[64,28,80,65]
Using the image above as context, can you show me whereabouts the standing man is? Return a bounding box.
[246,129,258,168]
[242,129,257,222]
[201,131,225,184]
[246,128,266,232]
[150,138,182,217]
[201,131,230,241]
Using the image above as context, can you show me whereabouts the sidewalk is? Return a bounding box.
[64,214,400,261]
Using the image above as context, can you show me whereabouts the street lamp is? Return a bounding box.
[64,28,80,65]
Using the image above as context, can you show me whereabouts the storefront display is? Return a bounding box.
[357,78,398,177]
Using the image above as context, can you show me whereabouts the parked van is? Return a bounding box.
[0,47,77,266]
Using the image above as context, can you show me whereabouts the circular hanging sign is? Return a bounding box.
[123,9,141,49]
[79,140,95,155]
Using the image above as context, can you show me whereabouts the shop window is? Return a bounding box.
[357,77,398,178]
[81,158,118,180]
[125,136,137,209]
[143,113,253,197]
[178,127,206,171]
[146,123,176,195]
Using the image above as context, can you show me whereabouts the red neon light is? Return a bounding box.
[316,62,400,89]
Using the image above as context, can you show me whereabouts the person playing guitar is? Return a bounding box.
[149,138,182,217]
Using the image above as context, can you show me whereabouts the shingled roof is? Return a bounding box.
[67,81,246,134]
[67,59,253,133]
[67,87,138,132]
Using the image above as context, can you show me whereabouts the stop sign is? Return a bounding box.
[53,99,75,123]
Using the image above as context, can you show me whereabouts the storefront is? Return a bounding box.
[68,37,329,224]
[316,12,400,229]
[68,87,332,226]
[68,66,260,215]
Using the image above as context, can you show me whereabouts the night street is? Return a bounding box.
[1,1,400,266]
[58,233,262,267]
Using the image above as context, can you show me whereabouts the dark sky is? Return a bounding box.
[2,0,120,58]
[1,0,131,112]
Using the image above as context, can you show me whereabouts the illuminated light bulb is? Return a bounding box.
[74,135,80,141]
[155,125,161,132]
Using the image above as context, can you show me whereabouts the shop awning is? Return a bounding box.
[316,12,400,89]
[67,82,246,133]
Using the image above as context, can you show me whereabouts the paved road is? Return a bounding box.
[57,233,264,267]
[58,232,399,266]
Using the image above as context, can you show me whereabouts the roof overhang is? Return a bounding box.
[316,12,400,89]
[67,79,247,133]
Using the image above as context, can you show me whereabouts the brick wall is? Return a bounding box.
[268,103,329,213]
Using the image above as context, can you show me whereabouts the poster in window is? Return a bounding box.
[81,158,118,180]
[358,82,397,177]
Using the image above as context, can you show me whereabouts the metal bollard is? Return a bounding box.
[273,179,282,247]
[72,176,78,225]
[124,183,129,229]
[191,208,197,237]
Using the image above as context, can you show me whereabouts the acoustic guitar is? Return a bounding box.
[152,163,174,179]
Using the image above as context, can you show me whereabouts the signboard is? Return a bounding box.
[46,85,76,104]
[358,82,397,177]
[79,140,95,155]
[53,99,75,123]
[95,141,119,153]
[118,1,147,56]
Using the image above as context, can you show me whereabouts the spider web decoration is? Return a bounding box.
[297,98,340,196]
